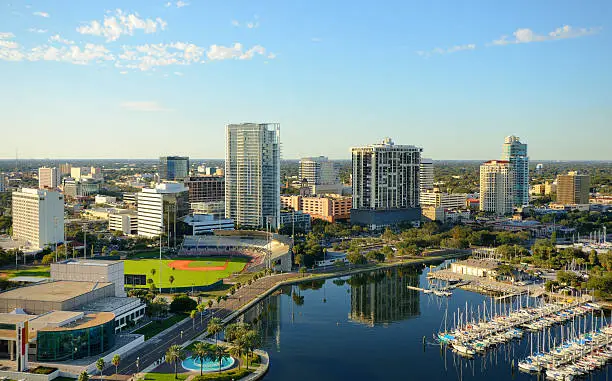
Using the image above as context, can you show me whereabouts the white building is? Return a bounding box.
[225,123,281,229]
[419,158,434,192]
[95,195,117,204]
[299,156,339,186]
[420,190,467,209]
[501,136,529,206]
[109,210,138,235]
[480,160,513,215]
[137,182,189,238]
[183,214,234,234]
[450,259,499,278]
[12,188,64,249]
[38,167,60,189]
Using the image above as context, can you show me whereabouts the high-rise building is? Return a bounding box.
[225,123,280,229]
[137,182,189,241]
[0,173,7,193]
[38,167,60,189]
[351,138,422,229]
[184,176,225,204]
[299,156,338,185]
[12,188,64,249]
[501,136,529,206]
[419,158,434,192]
[159,156,189,181]
[556,171,590,205]
[59,163,72,175]
[479,160,513,215]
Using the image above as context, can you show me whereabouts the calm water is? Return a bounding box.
[239,264,611,381]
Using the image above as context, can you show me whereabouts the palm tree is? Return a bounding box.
[191,342,210,376]
[95,358,105,378]
[207,299,214,309]
[150,268,156,283]
[228,344,243,370]
[216,295,222,305]
[210,345,228,372]
[77,371,89,381]
[169,275,175,293]
[243,330,261,370]
[197,303,205,325]
[207,318,222,345]
[165,344,186,379]
[224,323,238,343]
[190,310,197,330]
[111,354,120,375]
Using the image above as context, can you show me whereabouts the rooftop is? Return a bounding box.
[0,281,113,302]
[39,312,114,331]
[56,258,121,266]
[76,296,140,313]
[454,259,500,270]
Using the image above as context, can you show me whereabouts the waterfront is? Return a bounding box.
[240,264,610,381]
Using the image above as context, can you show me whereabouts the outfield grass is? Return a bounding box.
[0,265,50,278]
[124,256,248,288]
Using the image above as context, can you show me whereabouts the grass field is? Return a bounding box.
[0,265,50,279]
[124,256,248,288]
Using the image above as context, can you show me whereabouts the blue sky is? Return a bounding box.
[1,0,610,160]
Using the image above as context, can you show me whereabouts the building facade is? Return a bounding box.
[137,182,189,241]
[299,156,338,186]
[420,190,467,209]
[279,210,311,232]
[501,135,529,206]
[0,173,7,193]
[419,158,434,192]
[62,178,101,198]
[557,171,590,205]
[38,167,60,189]
[351,138,422,228]
[479,160,513,215]
[281,194,352,223]
[225,123,281,229]
[109,211,138,235]
[159,156,189,181]
[184,176,225,204]
[59,163,72,175]
[183,214,234,234]
[12,188,64,249]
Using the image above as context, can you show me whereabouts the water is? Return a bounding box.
[181,356,234,372]
[238,264,610,381]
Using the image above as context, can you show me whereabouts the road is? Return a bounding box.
[109,272,296,376]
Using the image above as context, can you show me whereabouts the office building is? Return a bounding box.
[479,160,513,215]
[137,182,189,240]
[190,201,225,219]
[299,156,339,185]
[59,163,72,175]
[63,178,101,198]
[225,123,280,229]
[109,210,138,235]
[183,214,234,234]
[279,210,311,232]
[159,156,189,181]
[557,171,590,205]
[531,181,556,196]
[351,138,422,229]
[0,173,6,193]
[422,206,470,224]
[281,194,352,223]
[419,158,434,192]
[184,176,225,204]
[38,167,60,189]
[420,190,467,209]
[11,188,64,249]
[501,136,529,206]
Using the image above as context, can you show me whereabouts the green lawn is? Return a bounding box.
[134,313,188,340]
[143,373,188,381]
[124,256,248,288]
[0,265,50,278]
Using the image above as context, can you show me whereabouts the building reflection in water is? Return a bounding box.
[348,266,421,326]
[240,287,283,351]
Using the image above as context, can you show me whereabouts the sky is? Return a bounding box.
[0,0,611,161]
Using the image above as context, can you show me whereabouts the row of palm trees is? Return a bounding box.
[164,320,262,378]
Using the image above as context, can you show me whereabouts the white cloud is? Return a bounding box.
[27,43,115,65]
[491,25,600,46]
[267,52,276,59]
[232,16,259,29]
[49,34,74,45]
[416,43,475,57]
[176,1,189,8]
[33,11,50,18]
[0,40,19,49]
[246,22,259,29]
[165,2,172,7]
[77,9,168,42]
[0,32,16,39]
[207,43,243,60]
[120,101,171,112]
[28,28,47,33]
[231,20,240,27]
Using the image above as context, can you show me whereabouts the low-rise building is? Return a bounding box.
[280,194,352,223]
[95,195,117,204]
[63,178,102,198]
[109,210,138,235]
[450,259,499,278]
[183,214,234,234]
[422,206,470,224]
[420,190,467,209]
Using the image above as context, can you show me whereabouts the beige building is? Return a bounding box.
[420,190,467,209]
[281,194,352,223]
[557,171,590,205]
[12,188,64,249]
[109,210,138,235]
[38,167,60,189]
[479,160,513,215]
[422,206,470,223]
[51,259,126,297]
[450,259,499,278]
[531,181,556,196]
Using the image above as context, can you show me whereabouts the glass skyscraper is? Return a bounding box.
[501,136,529,206]
[159,156,189,181]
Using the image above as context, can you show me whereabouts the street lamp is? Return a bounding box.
[136,356,140,374]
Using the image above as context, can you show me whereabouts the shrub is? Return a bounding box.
[170,293,197,312]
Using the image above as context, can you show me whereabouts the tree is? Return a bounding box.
[96,358,105,378]
[78,371,89,381]
[150,268,156,280]
[170,294,197,313]
[299,267,307,277]
[589,250,600,267]
[101,245,108,256]
[111,354,121,375]
[207,317,222,345]
[207,299,214,309]
[169,275,175,292]
[191,342,211,376]
[197,303,205,325]
[243,330,261,370]
[190,309,197,330]
[210,344,228,372]
[346,251,366,265]
[165,344,186,379]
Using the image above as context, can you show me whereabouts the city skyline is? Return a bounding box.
[1,0,611,160]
